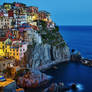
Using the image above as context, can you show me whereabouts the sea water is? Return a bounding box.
[45,26,92,92]
[59,26,92,59]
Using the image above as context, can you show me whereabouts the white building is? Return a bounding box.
[14,14,27,27]
[0,16,13,29]
[19,42,28,60]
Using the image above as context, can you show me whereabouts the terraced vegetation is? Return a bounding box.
[38,24,66,47]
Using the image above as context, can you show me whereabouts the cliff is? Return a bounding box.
[25,21,70,70]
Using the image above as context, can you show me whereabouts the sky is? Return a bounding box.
[1,0,92,25]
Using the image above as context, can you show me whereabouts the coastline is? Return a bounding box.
[39,59,69,72]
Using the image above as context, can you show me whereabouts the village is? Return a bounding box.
[0,2,56,92]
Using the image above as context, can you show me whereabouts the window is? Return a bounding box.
[20,53,22,56]
[2,46,4,49]
[3,64,5,67]
[6,50,7,52]
[13,53,15,55]
[10,49,11,51]
[2,42,4,44]
[20,49,22,51]
[1,19,3,22]
[7,63,10,67]
[17,49,18,52]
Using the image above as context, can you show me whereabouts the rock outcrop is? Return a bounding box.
[30,44,70,70]
[25,25,70,70]
[71,49,81,61]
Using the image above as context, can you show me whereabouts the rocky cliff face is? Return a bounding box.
[25,25,70,70]
[30,44,70,69]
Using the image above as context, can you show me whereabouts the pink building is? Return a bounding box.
[12,41,28,60]
[19,42,28,60]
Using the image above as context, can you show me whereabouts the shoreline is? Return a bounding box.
[38,59,70,72]
[18,58,92,92]
[39,57,92,72]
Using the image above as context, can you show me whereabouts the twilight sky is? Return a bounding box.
[1,0,92,25]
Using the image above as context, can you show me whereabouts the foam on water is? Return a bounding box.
[67,83,84,92]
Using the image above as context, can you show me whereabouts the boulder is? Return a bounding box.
[71,49,81,61]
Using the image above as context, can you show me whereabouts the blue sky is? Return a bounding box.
[1,0,92,25]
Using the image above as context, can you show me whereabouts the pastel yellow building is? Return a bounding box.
[9,47,19,60]
[27,13,38,26]
[0,38,20,60]
[0,49,5,56]
[0,38,6,57]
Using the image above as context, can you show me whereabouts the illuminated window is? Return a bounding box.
[17,49,18,52]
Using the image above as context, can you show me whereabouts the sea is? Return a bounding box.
[59,26,92,59]
[44,26,92,92]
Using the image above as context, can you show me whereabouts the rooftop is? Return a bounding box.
[0,37,7,41]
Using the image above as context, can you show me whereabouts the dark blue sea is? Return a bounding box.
[45,26,92,92]
[59,26,92,59]
[45,62,92,92]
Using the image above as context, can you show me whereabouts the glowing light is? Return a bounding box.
[67,82,84,92]
[76,83,84,91]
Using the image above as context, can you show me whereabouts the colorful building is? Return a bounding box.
[0,59,15,71]
[0,78,16,92]
[27,14,38,26]
[3,3,12,11]
[11,29,20,39]
[0,12,4,18]
[0,38,18,60]
[8,10,14,17]
[38,11,51,22]
[0,16,13,29]
[0,37,28,60]
[28,6,38,13]
[0,37,7,57]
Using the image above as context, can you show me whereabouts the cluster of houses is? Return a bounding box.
[0,2,56,92]
[0,2,55,29]
[0,2,55,72]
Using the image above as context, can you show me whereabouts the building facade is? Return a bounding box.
[0,17,13,29]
